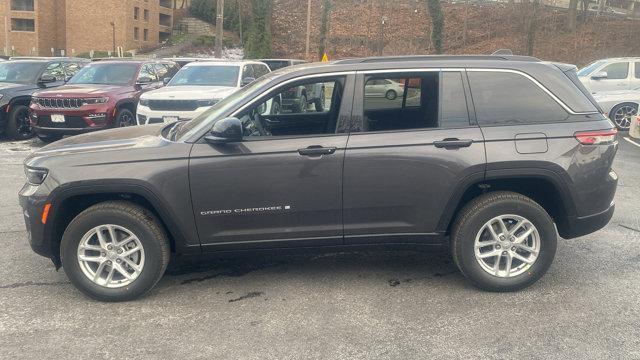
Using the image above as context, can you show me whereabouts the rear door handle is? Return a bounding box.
[433,138,473,149]
[298,145,337,156]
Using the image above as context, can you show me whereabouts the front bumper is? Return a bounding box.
[136,105,209,125]
[29,103,115,135]
[18,184,54,259]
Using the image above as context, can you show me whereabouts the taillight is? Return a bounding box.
[574,129,617,145]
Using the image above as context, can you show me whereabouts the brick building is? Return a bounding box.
[0,0,175,57]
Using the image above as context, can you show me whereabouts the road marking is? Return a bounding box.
[623,137,640,148]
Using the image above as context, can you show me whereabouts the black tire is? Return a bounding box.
[5,104,34,140]
[451,191,557,292]
[60,201,170,302]
[608,102,637,131]
[113,108,135,127]
[385,89,397,100]
[37,134,63,143]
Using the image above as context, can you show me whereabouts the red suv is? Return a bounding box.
[29,60,179,142]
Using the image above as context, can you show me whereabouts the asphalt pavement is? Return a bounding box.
[1,135,639,359]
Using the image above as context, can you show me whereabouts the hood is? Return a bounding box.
[33,84,131,97]
[27,124,167,161]
[141,85,237,101]
[0,82,35,93]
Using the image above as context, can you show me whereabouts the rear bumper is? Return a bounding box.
[559,201,615,239]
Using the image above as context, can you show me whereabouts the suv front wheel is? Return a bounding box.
[451,191,557,292]
[60,201,170,301]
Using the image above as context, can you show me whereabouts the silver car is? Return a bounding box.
[592,86,639,130]
[578,57,640,93]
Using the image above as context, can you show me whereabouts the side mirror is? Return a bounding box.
[591,71,608,80]
[163,77,171,85]
[38,74,57,85]
[204,117,243,144]
[136,77,153,85]
[241,77,256,87]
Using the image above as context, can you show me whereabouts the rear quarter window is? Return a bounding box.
[468,71,568,126]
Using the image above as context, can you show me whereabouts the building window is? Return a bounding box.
[159,13,172,27]
[159,0,172,8]
[143,29,149,42]
[11,0,34,11]
[134,7,140,20]
[11,18,35,32]
[144,9,150,21]
[134,27,140,40]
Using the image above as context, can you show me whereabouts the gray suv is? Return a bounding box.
[19,55,618,301]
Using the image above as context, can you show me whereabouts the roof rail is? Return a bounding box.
[333,55,540,65]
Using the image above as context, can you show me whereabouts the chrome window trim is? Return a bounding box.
[230,71,356,118]
[467,68,597,115]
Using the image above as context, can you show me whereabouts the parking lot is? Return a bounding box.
[0,135,639,359]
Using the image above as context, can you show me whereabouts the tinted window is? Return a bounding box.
[254,64,270,78]
[69,63,139,85]
[360,73,439,132]
[601,62,629,80]
[64,62,82,77]
[262,60,291,71]
[440,72,469,128]
[0,61,44,83]
[237,78,345,137]
[138,64,157,81]
[153,63,168,81]
[636,63,640,79]
[242,65,255,79]
[468,72,567,125]
[42,62,65,81]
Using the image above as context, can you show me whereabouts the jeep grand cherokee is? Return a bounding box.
[19,55,617,301]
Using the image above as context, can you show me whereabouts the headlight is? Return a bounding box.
[24,167,48,186]
[139,98,149,107]
[83,97,109,105]
[197,99,218,107]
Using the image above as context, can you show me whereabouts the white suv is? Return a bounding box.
[136,60,271,125]
[578,57,640,93]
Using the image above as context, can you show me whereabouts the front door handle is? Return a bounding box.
[433,138,473,149]
[298,145,337,156]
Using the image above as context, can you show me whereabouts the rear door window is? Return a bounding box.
[635,62,640,79]
[440,72,470,128]
[467,71,568,126]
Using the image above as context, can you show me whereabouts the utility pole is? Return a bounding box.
[215,0,224,58]
[238,0,243,45]
[4,17,9,56]
[305,0,311,61]
[110,22,116,53]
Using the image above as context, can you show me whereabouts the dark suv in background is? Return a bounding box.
[20,55,617,301]
[0,58,88,139]
[29,59,179,142]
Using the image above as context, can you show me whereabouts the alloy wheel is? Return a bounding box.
[613,105,637,130]
[77,224,145,288]
[474,214,540,278]
[16,108,33,137]
[118,111,135,127]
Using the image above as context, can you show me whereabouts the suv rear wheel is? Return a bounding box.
[451,191,557,292]
[60,201,170,301]
[6,104,34,140]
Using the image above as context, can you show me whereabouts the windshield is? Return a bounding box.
[68,63,139,85]
[175,75,274,141]
[168,65,240,87]
[577,60,607,77]
[0,62,45,84]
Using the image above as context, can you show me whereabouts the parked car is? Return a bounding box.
[162,57,205,67]
[592,87,640,130]
[364,78,405,100]
[137,60,271,125]
[260,58,325,112]
[578,57,640,93]
[19,55,617,301]
[29,59,179,142]
[0,58,88,139]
